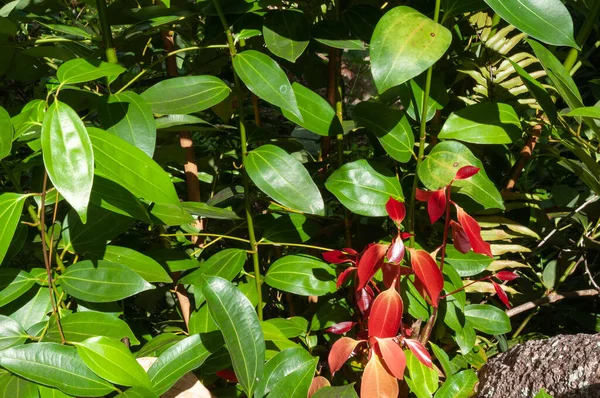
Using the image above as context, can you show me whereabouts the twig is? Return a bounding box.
[506,289,599,318]
[503,125,541,192]
[583,254,600,293]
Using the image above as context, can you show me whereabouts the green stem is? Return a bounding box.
[213,0,263,320]
[563,0,600,73]
[95,0,118,63]
[489,13,501,37]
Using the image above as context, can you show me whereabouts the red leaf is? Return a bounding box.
[492,281,511,309]
[455,166,480,180]
[216,369,238,382]
[336,266,357,288]
[308,376,331,398]
[356,285,375,315]
[404,339,433,368]
[416,188,433,202]
[361,355,399,398]
[323,250,351,264]
[496,270,519,281]
[455,205,493,257]
[326,321,356,335]
[357,243,388,290]
[381,263,400,289]
[385,197,406,225]
[376,337,407,380]
[451,220,471,254]
[368,286,403,338]
[408,249,443,307]
[427,189,446,224]
[328,337,362,375]
[344,247,358,256]
[386,234,405,265]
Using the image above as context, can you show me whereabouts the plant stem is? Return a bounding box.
[563,0,600,73]
[213,0,263,320]
[257,241,334,253]
[95,0,118,64]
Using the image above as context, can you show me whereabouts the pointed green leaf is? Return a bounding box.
[155,114,209,130]
[444,246,493,277]
[312,384,359,398]
[246,144,325,215]
[233,51,301,119]
[434,369,477,398]
[352,101,414,162]
[282,83,342,137]
[75,336,151,388]
[0,269,36,307]
[57,58,125,84]
[265,255,336,296]
[565,106,600,119]
[134,333,184,358]
[312,20,365,50]
[1,286,52,330]
[0,342,114,396]
[115,387,159,398]
[263,10,310,63]
[182,202,241,220]
[0,374,38,398]
[0,315,27,350]
[202,276,265,397]
[484,0,577,48]
[325,159,403,216]
[59,260,155,303]
[89,175,151,223]
[263,213,319,244]
[0,193,27,265]
[418,140,504,209]
[141,76,230,115]
[87,246,172,283]
[44,311,140,345]
[370,6,451,93]
[406,349,439,397]
[42,100,93,223]
[189,304,218,334]
[509,60,557,124]
[0,106,12,160]
[254,347,316,398]
[98,91,156,157]
[398,74,448,123]
[38,385,73,398]
[464,304,511,334]
[149,202,194,226]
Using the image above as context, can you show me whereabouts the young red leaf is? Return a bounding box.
[455,165,480,180]
[455,205,493,257]
[368,286,403,338]
[336,266,357,288]
[492,281,511,309]
[326,321,356,335]
[343,247,358,256]
[381,263,400,289]
[386,234,405,265]
[308,376,331,398]
[385,197,406,225]
[404,339,433,368]
[451,220,471,254]
[361,354,399,398]
[496,270,519,281]
[323,250,351,264]
[408,249,443,307]
[216,369,238,382]
[357,243,388,290]
[415,188,433,202]
[328,337,362,375]
[376,337,407,380]
[427,189,446,224]
[356,285,375,314]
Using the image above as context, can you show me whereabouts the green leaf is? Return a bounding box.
[38,384,73,398]
[98,91,156,158]
[429,342,454,378]
[89,175,151,223]
[115,387,159,398]
[565,106,600,119]
[343,5,381,43]
[42,100,94,223]
[263,10,310,63]
[254,347,317,398]
[438,102,522,144]
[0,269,36,307]
[263,318,306,338]
[483,0,577,48]
[87,246,172,283]
[441,0,486,21]
[434,369,477,398]
[59,260,155,303]
[155,114,209,130]
[57,58,125,84]
[141,76,230,115]
[135,333,184,358]
[325,159,403,216]
[0,374,38,398]
[0,315,27,350]
[202,276,265,397]
[464,304,511,334]
[0,106,12,160]
[246,144,325,216]
[534,388,554,398]
[44,311,140,345]
[149,202,194,226]
[0,342,114,396]
[370,6,452,94]
[267,357,317,398]
[75,336,151,388]
[312,20,365,50]
[312,384,359,398]
[352,101,414,163]
[398,74,448,123]
[0,193,27,266]
[418,140,504,209]
[233,51,301,119]
[406,349,439,398]
[263,213,319,244]
[509,60,557,124]
[182,202,241,220]
[265,255,336,296]
[444,246,493,277]
[189,304,218,334]
[148,333,222,394]
[0,286,52,330]
[282,83,342,137]
[41,23,91,39]
[88,128,180,205]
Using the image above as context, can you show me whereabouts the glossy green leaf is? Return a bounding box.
[89,175,150,222]
[464,304,511,334]
[0,193,27,266]
[202,276,265,397]
[434,369,477,398]
[263,10,310,62]
[263,213,319,244]
[98,91,156,158]
[182,202,241,220]
[0,374,38,398]
[483,0,577,48]
[134,333,184,358]
[406,349,439,398]
[42,100,93,223]
[189,304,218,334]
[533,389,553,398]
[0,342,114,396]
[509,60,557,124]
[88,246,171,283]
[343,5,381,43]
[429,342,454,378]
[565,107,600,119]
[268,357,317,398]
[141,76,230,115]
[265,255,336,296]
[312,384,359,398]
[42,23,91,38]
[75,336,151,388]
[312,20,364,50]
[441,0,486,22]
[246,144,325,215]
[11,99,45,141]
[155,114,209,130]
[438,102,522,144]
[1,286,52,330]
[233,50,301,119]
[88,128,180,205]
[59,260,155,303]
[38,385,73,398]
[115,387,159,398]
[149,202,194,226]
[444,246,493,277]
[148,333,222,394]
[254,347,317,398]
[352,101,414,162]
[398,74,448,123]
[263,318,306,339]
[44,311,140,345]
[418,141,504,209]
[325,159,403,216]
[370,6,452,93]
[0,106,12,160]
[282,83,342,137]
[0,269,36,307]
[57,58,125,84]
[0,315,27,350]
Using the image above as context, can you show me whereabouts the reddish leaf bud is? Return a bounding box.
[326,321,357,335]
[386,197,406,225]
[407,248,443,307]
[451,220,471,254]
[216,369,238,382]
[492,281,511,309]
[328,337,363,375]
[455,204,492,257]
[427,189,446,225]
[404,339,433,368]
[357,243,388,290]
[336,266,357,289]
[376,337,407,380]
[495,270,519,281]
[415,188,433,202]
[386,234,405,265]
[455,165,480,180]
[368,286,403,338]
[323,250,351,264]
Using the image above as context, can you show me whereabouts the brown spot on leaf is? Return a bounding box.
[430,32,436,37]
[453,162,459,167]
